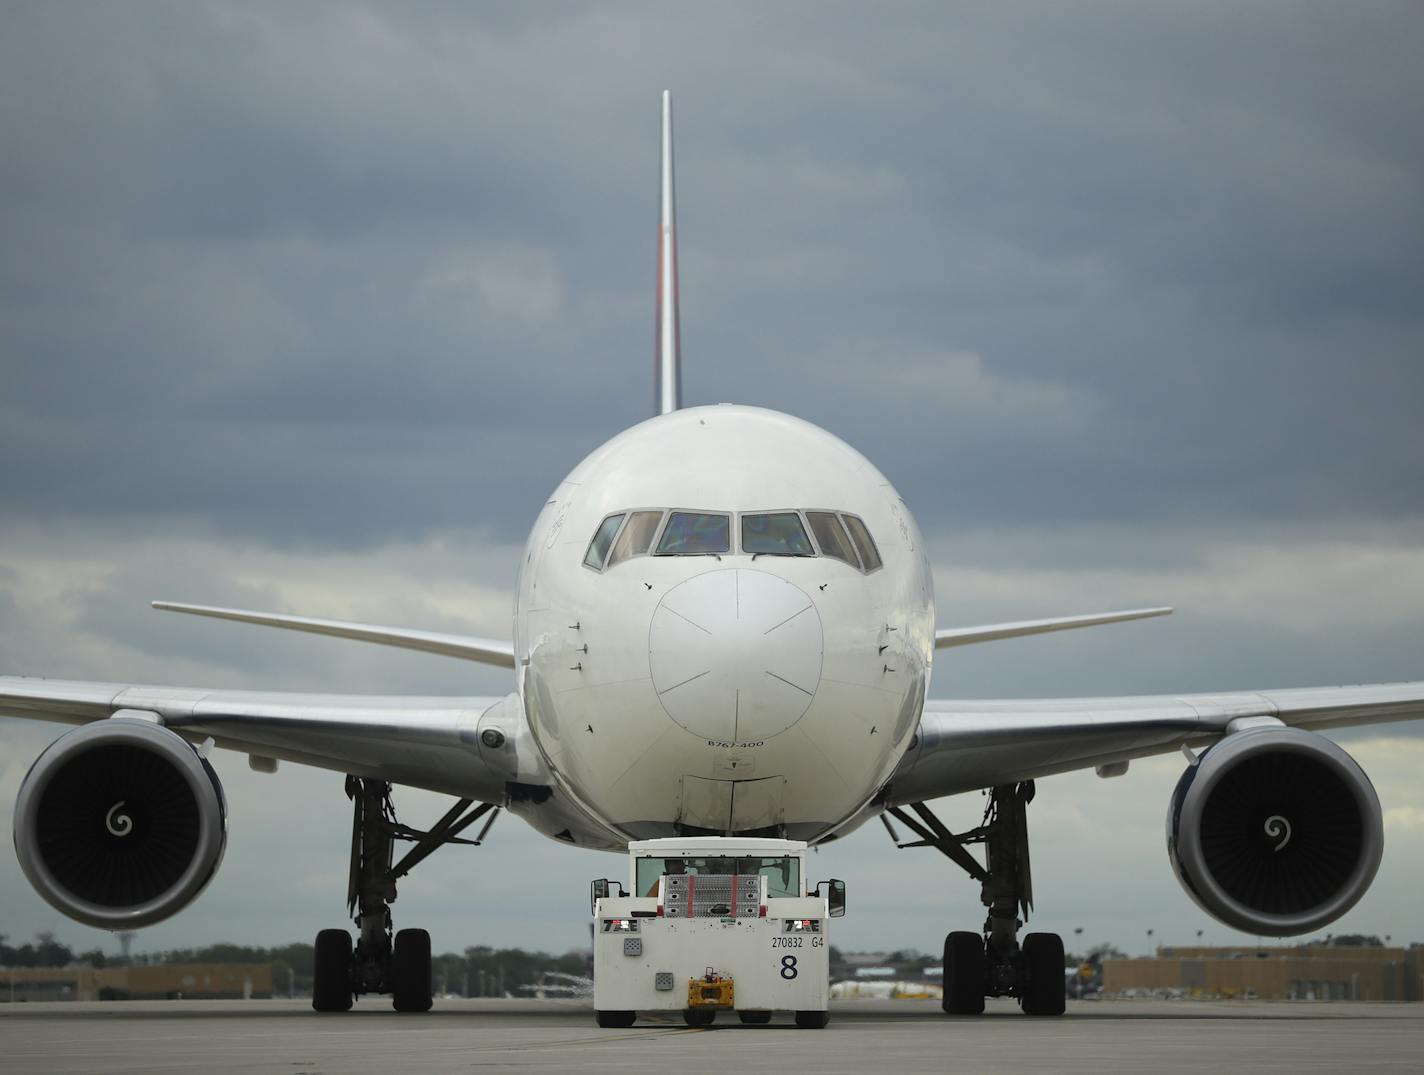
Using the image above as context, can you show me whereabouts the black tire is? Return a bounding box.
[939,928,985,1013]
[738,1010,773,1024]
[596,1010,637,1028]
[1020,932,1066,1016]
[794,1009,830,1029]
[392,928,433,1013]
[683,1008,716,1026]
[942,931,987,1015]
[312,929,353,1012]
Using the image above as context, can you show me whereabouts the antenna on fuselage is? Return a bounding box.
[655,90,681,415]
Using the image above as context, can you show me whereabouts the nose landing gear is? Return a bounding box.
[311,776,500,1012]
[884,782,1065,1017]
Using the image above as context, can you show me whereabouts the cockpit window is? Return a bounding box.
[806,511,860,568]
[742,512,814,556]
[587,507,880,571]
[582,513,625,570]
[607,510,664,567]
[842,514,882,572]
[656,512,731,555]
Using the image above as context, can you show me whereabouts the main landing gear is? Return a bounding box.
[312,776,500,1013]
[884,781,1066,1017]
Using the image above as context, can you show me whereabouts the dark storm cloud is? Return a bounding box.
[1,0,1421,550]
[3,2,1424,957]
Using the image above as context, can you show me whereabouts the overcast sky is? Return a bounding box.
[2,2,1423,964]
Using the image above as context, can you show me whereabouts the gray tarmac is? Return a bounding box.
[1,996,1421,1074]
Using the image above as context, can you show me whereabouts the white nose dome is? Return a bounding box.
[649,568,823,742]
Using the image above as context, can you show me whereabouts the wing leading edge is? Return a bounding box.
[0,675,630,851]
[0,676,516,801]
[934,606,1172,649]
[886,682,1424,805]
[152,601,516,669]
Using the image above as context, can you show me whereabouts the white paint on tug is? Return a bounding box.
[514,404,935,846]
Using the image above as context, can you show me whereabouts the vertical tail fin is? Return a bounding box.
[655,90,681,415]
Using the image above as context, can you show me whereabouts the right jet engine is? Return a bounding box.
[13,718,228,930]
[1167,725,1383,935]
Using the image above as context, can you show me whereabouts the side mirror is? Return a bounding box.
[590,878,626,913]
[816,878,847,918]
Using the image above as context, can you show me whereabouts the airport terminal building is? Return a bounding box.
[1104,945,1424,1002]
[3,964,273,1002]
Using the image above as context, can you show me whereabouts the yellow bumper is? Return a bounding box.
[687,975,735,1009]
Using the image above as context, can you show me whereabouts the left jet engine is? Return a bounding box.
[13,719,227,929]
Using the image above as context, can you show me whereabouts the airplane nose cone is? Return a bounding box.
[649,568,823,742]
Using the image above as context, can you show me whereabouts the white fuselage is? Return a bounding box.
[513,405,935,847]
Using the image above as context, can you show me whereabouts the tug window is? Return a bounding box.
[842,514,882,572]
[806,511,860,568]
[741,512,813,556]
[607,510,664,567]
[656,512,731,555]
[636,855,801,899]
[582,513,625,570]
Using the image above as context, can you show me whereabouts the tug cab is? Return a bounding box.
[590,837,845,1028]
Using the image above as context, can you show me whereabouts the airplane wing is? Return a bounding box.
[0,676,521,801]
[934,606,1172,649]
[885,682,1424,805]
[151,601,516,668]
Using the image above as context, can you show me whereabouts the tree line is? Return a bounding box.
[0,933,590,997]
[5,931,1405,993]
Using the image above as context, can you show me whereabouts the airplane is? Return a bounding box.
[4,91,1422,1020]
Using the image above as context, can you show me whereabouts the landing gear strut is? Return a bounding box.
[884,781,1065,1017]
[311,776,499,1012]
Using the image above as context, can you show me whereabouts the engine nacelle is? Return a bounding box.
[1167,726,1382,936]
[13,719,227,930]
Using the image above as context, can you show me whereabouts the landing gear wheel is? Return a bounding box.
[596,1010,637,1028]
[942,930,987,1014]
[738,1010,773,1024]
[1019,932,1066,1016]
[795,1009,830,1029]
[391,928,433,1012]
[683,1008,716,1026]
[312,929,354,1012]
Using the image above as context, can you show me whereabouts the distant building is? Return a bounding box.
[1104,945,1423,1002]
[2,964,273,1002]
